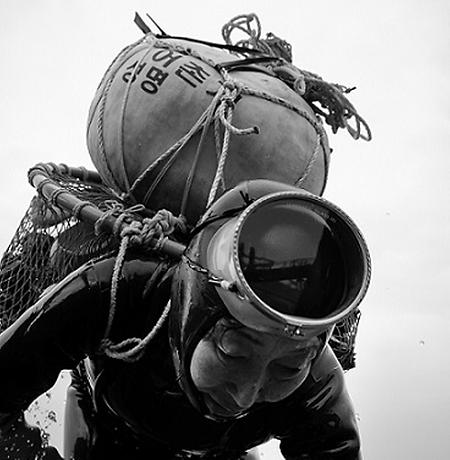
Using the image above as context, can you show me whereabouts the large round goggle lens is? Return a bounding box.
[237,199,358,319]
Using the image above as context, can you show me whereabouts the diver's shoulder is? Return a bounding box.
[80,251,171,287]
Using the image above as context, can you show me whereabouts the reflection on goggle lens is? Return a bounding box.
[238,200,347,319]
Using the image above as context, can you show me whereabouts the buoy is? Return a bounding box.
[87,33,330,225]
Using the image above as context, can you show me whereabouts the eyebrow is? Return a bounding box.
[234,328,264,346]
[284,339,321,357]
[221,320,264,346]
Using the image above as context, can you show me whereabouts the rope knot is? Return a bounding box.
[95,200,125,236]
[216,80,259,137]
[120,220,143,238]
[222,78,240,93]
[222,95,236,109]
[113,208,183,250]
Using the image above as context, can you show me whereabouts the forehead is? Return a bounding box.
[213,318,320,353]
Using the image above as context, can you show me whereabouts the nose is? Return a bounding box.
[230,381,262,410]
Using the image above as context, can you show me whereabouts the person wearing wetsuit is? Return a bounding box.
[0,180,370,460]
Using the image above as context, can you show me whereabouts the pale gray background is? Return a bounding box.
[1,1,449,459]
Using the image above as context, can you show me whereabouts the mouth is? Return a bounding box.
[202,393,246,420]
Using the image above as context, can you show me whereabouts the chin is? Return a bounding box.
[204,410,248,423]
[203,394,248,421]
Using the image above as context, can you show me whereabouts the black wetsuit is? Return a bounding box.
[0,253,362,459]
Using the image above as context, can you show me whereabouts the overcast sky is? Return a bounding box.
[1,1,449,459]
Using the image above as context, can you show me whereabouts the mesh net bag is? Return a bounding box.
[0,164,122,332]
[329,308,361,370]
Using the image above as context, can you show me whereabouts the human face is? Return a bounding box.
[190,317,322,420]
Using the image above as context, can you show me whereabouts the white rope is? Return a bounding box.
[207,74,259,208]
[101,300,172,362]
[295,130,322,187]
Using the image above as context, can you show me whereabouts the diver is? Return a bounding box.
[0,179,370,460]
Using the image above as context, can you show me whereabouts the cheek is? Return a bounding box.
[190,340,226,390]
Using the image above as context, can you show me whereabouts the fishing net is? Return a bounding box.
[0,164,121,332]
[329,308,361,370]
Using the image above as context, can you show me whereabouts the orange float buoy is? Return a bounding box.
[87,33,330,225]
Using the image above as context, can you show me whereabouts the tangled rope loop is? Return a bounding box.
[222,14,292,63]
[100,300,172,362]
[221,13,262,48]
[221,13,371,141]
